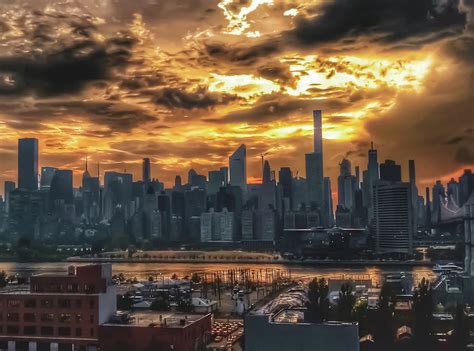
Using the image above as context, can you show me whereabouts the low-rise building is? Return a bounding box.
[99,312,211,351]
[0,264,116,351]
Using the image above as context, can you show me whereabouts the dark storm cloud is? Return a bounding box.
[455,146,474,163]
[0,36,136,97]
[363,63,474,179]
[151,87,236,110]
[286,0,466,47]
[0,100,157,132]
[203,41,281,66]
[208,93,350,124]
[202,0,467,64]
[257,62,295,85]
[110,139,234,160]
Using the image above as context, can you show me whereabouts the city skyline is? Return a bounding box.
[0,0,473,193]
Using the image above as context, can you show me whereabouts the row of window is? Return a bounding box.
[2,298,95,309]
[2,312,93,324]
[2,325,95,337]
[31,283,97,294]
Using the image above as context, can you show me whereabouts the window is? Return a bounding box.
[75,314,83,323]
[41,326,54,336]
[89,315,94,323]
[41,313,55,323]
[59,314,72,323]
[24,299,37,308]
[6,325,19,335]
[6,313,19,322]
[41,299,54,308]
[58,327,71,336]
[7,300,20,308]
[23,313,36,322]
[58,299,71,308]
[24,326,36,335]
[76,328,82,337]
[89,300,95,309]
[75,300,82,308]
[90,328,94,337]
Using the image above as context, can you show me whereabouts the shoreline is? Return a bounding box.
[66,256,436,267]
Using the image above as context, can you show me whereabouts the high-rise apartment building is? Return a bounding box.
[229,144,247,194]
[18,138,38,191]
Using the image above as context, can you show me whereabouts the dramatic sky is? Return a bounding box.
[0,0,473,194]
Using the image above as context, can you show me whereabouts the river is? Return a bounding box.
[0,262,436,286]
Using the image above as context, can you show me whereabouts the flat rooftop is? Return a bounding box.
[105,311,208,328]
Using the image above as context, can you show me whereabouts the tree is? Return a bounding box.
[177,297,193,313]
[0,271,7,288]
[117,293,132,310]
[413,278,434,350]
[375,283,395,347]
[191,273,201,284]
[306,278,329,323]
[337,283,356,321]
[353,300,369,335]
[452,304,468,350]
[151,297,170,311]
[127,246,136,258]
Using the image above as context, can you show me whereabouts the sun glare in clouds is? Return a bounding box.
[285,55,432,96]
[208,73,280,99]
[218,0,274,37]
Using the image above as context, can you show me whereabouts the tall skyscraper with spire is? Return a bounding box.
[305,110,324,213]
[229,144,247,193]
[362,141,379,223]
[142,158,151,185]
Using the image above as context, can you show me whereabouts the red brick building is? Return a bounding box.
[0,264,116,351]
[99,312,212,351]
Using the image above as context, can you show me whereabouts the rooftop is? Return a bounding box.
[104,311,209,328]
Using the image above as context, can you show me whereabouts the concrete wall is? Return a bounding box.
[245,314,359,351]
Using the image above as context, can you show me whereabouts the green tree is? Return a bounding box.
[191,273,201,284]
[117,293,132,310]
[452,304,468,350]
[353,300,369,335]
[337,283,356,321]
[375,283,395,347]
[177,297,193,313]
[413,278,434,350]
[151,297,170,311]
[306,278,329,323]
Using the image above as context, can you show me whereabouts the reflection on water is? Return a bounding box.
[0,262,436,286]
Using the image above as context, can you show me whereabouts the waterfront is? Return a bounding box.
[0,261,436,286]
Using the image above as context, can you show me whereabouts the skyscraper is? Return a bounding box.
[408,160,419,230]
[40,167,57,190]
[262,160,271,184]
[313,110,323,154]
[208,169,226,195]
[380,160,401,182]
[142,158,151,185]
[337,158,356,210]
[4,181,15,214]
[18,138,38,191]
[229,144,247,193]
[362,142,379,211]
[305,110,324,212]
[373,181,414,254]
[323,177,334,227]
